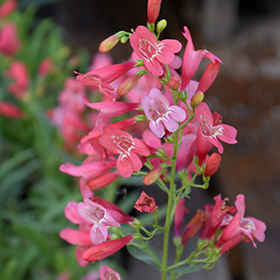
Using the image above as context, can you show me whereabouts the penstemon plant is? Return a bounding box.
[59,0,267,279]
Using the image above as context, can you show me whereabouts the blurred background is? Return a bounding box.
[1,0,280,279]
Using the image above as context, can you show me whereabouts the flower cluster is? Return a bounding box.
[59,0,266,278]
[60,196,134,267]
[175,194,266,255]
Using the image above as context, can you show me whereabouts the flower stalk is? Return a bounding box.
[57,0,266,279]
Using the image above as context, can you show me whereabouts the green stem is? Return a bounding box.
[170,245,184,280]
[161,164,176,280]
[161,132,178,280]
[136,229,162,267]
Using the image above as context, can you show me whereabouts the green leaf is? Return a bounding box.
[127,243,161,268]
[169,264,205,274]
[0,149,34,178]
[0,159,40,211]
[116,190,140,213]
[2,258,18,280]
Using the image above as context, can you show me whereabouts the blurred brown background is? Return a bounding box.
[30,0,280,279]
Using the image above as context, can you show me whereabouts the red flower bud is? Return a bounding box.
[99,34,119,53]
[38,58,52,76]
[147,0,162,24]
[181,209,204,245]
[143,165,163,185]
[168,75,181,90]
[190,91,204,107]
[0,101,23,119]
[117,73,140,96]
[205,153,221,177]
[174,198,188,237]
[0,0,17,18]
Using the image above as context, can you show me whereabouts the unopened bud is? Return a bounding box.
[135,114,148,122]
[0,0,17,18]
[38,58,52,76]
[156,19,167,34]
[99,34,120,53]
[181,209,204,245]
[120,36,129,44]
[204,153,221,177]
[0,101,24,119]
[147,0,162,24]
[168,75,181,90]
[173,236,182,247]
[174,198,188,237]
[130,218,142,229]
[143,166,163,185]
[191,91,204,108]
[117,74,140,96]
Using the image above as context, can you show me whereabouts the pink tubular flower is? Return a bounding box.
[75,61,136,101]
[99,266,121,280]
[92,195,134,225]
[181,209,205,245]
[89,53,113,71]
[48,106,90,152]
[147,0,162,24]
[5,60,29,99]
[99,127,150,178]
[0,0,17,17]
[200,194,236,240]
[81,271,99,280]
[64,201,87,225]
[57,271,71,280]
[59,159,116,197]
[0,22,21,56]
[134,191,158,213]
[38,58,53,76]
[195,102,237,165]
[82,235,133,262]
[60,228,92,247]
[174,198,188,237]
[77,197,121,245]
[87,171,119,191]
[60,198,133,266]
[0,101,23,119]
[58,77,86,113]
[216,194,266,253]
[83,97,140,119]
[60,202,93,267]
[130,25,182,76]
[141,88,186,138]
[181,26,222,91]
[78,117,137,159]
[176,122,198,171]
